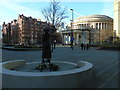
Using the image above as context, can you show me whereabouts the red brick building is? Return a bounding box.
[2,14,54,46]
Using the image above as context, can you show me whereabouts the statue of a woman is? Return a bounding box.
[42,28,51,64]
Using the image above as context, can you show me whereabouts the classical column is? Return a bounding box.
[62,34,64,44]
[94,23,96,29]
[68,34,71,44]
[76,33,79,44]
[101,23,103,30]
[93,23,96,29]
[64,34,66,44]
[67,34,69,44]
[75,33,77,44]
[79,24,81,29]
[107,23,109,30]
[105,23,108,30]
[104,23,106,30]
[65,34,68,44]
[109,23,111,30]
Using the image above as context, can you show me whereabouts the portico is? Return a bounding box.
[61,29,91,45]
[64,15,113,44]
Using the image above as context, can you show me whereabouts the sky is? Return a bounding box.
[0,0,114,26]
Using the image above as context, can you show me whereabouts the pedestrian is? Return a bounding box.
[70,37,74,50]
[81,43,84,50]
[53,40,56,49]
[71,44,73,50]
[86,44,89,50]
[83,44,86,50]
[42,28,51,64]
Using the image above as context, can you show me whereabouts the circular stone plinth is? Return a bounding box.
[0,60,93,88]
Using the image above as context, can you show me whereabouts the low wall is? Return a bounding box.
[2,47,42,51]
[1,60,93,88]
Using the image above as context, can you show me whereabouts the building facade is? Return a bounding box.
[62,15,113,45]
[2,14,53,46]
[114,0,120,37]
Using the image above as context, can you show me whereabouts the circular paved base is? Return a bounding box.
[1,60,93,88]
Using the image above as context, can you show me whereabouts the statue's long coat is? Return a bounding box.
[42,32,51,58]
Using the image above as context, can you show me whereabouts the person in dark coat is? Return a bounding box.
[81,43,84,50]
[86,44,89,50]
[83,44,86,50]
[42,29,51,64]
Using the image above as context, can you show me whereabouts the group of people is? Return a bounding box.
[80,43,90,50]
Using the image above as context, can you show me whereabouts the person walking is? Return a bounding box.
[70,37,74,50]
[81,43,84,50]
[83,43,86,50]
[53,40,56,50]
[86,44,89,50]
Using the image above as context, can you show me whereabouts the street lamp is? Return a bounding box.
[70,9,74,50]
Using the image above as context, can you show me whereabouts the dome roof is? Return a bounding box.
[75,15,113,23]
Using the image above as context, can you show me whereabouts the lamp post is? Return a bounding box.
[70,9,74,50]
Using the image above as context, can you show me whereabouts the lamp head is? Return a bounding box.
[70,9,73,11]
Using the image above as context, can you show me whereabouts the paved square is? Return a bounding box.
[2,46,119,88]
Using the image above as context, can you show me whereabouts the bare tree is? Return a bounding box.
[41,0,68,27]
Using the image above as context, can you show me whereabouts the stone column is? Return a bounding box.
[65,34,68,44]
[101,23,103,30]
[93,23,96,29]
[64,34,66,44]
[68,34,71,44]
[109,23,111,30]
[107,23,109,30]
[76,33,79,44]
[104,23,106,30]
[106,23,108,30]
[79,24,81,29]
[62,34,64,44]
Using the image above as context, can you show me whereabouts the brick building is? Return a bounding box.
[2,14,54,46]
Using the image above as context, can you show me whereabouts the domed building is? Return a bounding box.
[62,15,113,45]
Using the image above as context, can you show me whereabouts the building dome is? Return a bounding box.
[75,15,113,23]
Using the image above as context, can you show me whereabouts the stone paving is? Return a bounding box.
[1,45,119,88]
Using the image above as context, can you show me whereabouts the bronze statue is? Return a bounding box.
[42,28,51,64]
[35,26,58,72]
